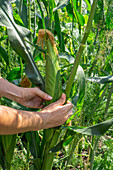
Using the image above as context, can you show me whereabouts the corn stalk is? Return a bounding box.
[65,0,98,99]
[37,29,62,170]
[39,0,98,168]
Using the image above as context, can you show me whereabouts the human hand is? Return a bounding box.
[0,77,52,108]
[17,87,52,109]
[38,93,73,129]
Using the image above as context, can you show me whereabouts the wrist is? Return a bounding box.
[0,77,8,97]
[36,111,47,130]
[0,77,22,101]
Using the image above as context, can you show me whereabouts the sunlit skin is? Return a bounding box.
[0,77,73,135]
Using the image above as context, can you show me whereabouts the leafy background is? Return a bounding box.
[0,0,113,169]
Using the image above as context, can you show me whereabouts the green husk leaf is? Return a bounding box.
[45,35,62,103]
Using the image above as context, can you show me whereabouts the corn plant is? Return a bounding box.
[0,0,113,169]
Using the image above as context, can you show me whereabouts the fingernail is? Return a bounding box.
[47,95,52,100]
[61,93,65,98]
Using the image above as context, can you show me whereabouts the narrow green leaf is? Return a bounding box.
[13,10,24,26]
[65,118,113,136]
[49,140,63,153]
[54,11,65,52]
[7,67,21,82]
[84,0,91,11]
[49,129,76,153]
[25,131,41,159]
[87,75,113,84]
[0,45,9,65]
[1,97,31,111]
[33,157,42,170]
[66,2,74,19]
[53,0,70,12]
[72,0,85,26]
[0,136,5,168]
[0,35,8,42]
[76,65,85,102]
[2,135,16,164]
[63,135,74,146]
[59,53,75,64]
[24,39,46,53]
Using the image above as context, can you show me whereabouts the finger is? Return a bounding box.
[42,93,66,109]
[67,100,72,104]
[34,88,52,100]
[51,93,66,106]
[66,110,73,118]
[61,103,73,113]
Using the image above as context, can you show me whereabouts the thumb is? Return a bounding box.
[54,93,66,106]
[41,93,66,110]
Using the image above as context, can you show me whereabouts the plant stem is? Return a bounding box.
[65,0,98,99]
[104,83,113,119]
[41,130,61,170]
[28,0,31,30]
[79,0,82,34]
[20,57,23,77]
[90,136,99,170]
[34,1,36,38]
[92,84,109,113]
[37,0,46,29]
[19,0,23,16]
[64,135,81,170]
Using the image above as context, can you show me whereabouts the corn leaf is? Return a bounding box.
[76,65,85,103]
[25,132,41,159]
[84,0,91,11]
[54,11,65,52]
[0,137,5,168]
[72,0,85,26]
[87,75,113,84]
[0,0,44,89]
[59,53,75,64]
[53,0,70,12]
[1,97,31,111]
[49,132,75,153]
[2,135,16,164]
[0,35,8,42]
[33,157,42,170]
[7,67,21,82]
[64,118,113,135]
[0,45,9,65]
[50,118,113,153]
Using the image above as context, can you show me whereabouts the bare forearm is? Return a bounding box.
[0,105,42,135]
[0,77,22,101]
[0,93,73,135]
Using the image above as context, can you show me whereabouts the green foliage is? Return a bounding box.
[0,0,44,89]
[0,0,113,169]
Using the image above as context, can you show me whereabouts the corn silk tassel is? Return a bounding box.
[37,29,62,170]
